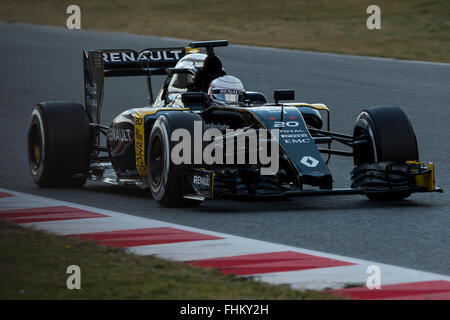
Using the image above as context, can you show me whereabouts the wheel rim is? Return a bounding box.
[28,120,42,174]
[149,134,164,187]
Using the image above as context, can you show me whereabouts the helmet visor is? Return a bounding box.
[211,89,245,105]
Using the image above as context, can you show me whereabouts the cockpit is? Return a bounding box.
[153,53,226,108]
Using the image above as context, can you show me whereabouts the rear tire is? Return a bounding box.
[147,112,205,207]
[352,106,418,201]
[27,102,91,187]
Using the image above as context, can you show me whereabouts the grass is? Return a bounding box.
[0,221,337,299]
[0,0,449,62]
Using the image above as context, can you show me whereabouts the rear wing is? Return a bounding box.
[83,47,193,124]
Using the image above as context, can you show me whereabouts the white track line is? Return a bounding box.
[1,188,449,292]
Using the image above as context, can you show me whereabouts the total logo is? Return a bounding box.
[300,156,319,168]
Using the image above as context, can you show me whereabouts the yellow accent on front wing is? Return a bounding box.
[406,161,436,191]
[134,108,189,177]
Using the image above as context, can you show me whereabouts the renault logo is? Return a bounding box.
[300,156,319,168]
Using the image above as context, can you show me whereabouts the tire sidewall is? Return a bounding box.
[28,107,47,183]
[148,116,171,201]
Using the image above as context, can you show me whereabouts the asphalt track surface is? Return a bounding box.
[1,22,449,276]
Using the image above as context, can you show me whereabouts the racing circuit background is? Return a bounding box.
[0,1,449,301]
[0,21,448,276]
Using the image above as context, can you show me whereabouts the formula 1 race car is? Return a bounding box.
[27,40,442,206]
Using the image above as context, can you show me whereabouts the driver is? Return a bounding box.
[207,75,246,107]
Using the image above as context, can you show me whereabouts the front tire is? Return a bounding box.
[147,112,205,207]
[27,102,91,187]
[352,106,418,201]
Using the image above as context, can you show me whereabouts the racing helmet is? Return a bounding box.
[207,75,246,106]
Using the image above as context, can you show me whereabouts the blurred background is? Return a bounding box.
[0,0,449,62]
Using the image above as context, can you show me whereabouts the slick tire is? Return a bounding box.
[147,112,205,207]
[27,101,91,187]
[352,106,418,201]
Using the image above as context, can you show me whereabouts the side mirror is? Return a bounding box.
[274,89,295,105]
[182,92,207,104]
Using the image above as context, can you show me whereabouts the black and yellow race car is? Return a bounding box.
[27,40,442,206]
